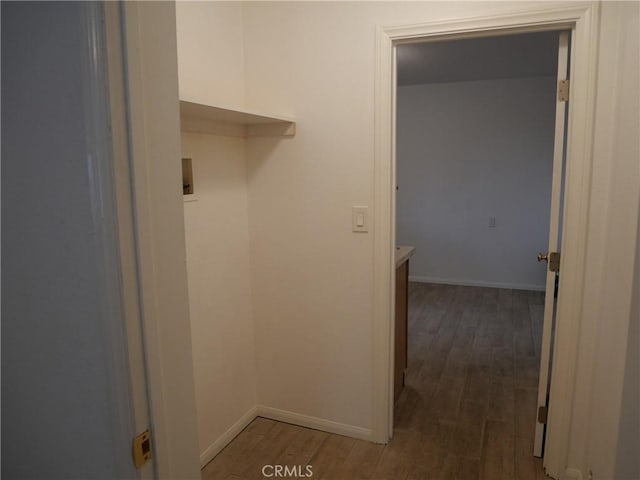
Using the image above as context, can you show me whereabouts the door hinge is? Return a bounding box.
[538,405,548,424]
[132,429,152,469]
[549,252,561,273]
[558,79,570,102]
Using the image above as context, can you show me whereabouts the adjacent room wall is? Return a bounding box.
[396,77,556,290]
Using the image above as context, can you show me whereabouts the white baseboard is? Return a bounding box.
[565,467,584,480]
[256,405,373,442]
[409,275,545,292]
[199,405,258,468]
[198,405,374,467]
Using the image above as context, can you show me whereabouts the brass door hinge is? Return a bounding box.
[133,429,152,468]
[549,252,561,273]
[538,406,548,424]
[558,79,570,102]
[537,251,560,272]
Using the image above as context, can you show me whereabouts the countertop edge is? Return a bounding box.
[395,246,416,267]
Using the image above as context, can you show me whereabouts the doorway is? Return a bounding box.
[393,30,566,474]
[372,7,600,480]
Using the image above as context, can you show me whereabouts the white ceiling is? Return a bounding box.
[397,31,560,86]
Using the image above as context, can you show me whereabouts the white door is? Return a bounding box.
[534,30,570,458]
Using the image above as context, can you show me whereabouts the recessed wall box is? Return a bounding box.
[182,158,194,195]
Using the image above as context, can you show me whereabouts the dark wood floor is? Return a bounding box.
[202,283,549,480]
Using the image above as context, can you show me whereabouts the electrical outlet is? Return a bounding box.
[489,216,496,228]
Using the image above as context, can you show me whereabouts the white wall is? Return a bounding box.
[176,2,257,462]
[397,77,555,290]
[181,133,257,461]
[242,1,552,432]
[176,1,245,107]
[1,3,135,478]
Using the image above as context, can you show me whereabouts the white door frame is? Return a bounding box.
[372,4,600,478]
[115,2,201,478]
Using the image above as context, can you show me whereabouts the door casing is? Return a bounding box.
[113,2,202,478]
[373,4,600,479]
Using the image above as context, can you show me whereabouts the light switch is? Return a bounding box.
[352,206,368,232]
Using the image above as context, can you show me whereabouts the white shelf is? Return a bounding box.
[179,100,296,138]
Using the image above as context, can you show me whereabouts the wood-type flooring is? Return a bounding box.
[202,283,550,480]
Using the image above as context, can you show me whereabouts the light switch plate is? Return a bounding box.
[352,206,368,233]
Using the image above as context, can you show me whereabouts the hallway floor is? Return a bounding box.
[202,283,550,479]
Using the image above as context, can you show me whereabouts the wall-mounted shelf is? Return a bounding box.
[179,100,296,138]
